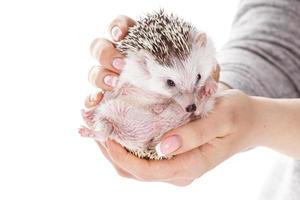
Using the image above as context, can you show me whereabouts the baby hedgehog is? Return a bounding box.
[80,10,218,160]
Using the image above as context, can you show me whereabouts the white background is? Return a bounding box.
[0,0,283,199]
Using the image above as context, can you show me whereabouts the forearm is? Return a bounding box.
[252,97,300,160]
[218,1,300,98]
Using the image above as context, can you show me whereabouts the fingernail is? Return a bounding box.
[104,75,118,87]
[111,26,122,41]
[112,58,125,70]
[155,135,181,157]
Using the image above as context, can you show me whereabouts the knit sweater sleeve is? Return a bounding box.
[218,0,300,98]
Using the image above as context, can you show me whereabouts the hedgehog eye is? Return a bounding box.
[196,74,201,82]
[167,79,176,87]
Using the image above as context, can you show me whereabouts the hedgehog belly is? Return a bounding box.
[128,148,170,160]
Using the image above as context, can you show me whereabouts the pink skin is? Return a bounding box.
[205,77,218,96]
[81,109,96,127]
[200,77,218,97]
[80,76,218,155]
[79,126,95,137]
[151,102,170,114]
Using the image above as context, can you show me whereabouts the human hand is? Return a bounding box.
[98,90,262,186]
[85,15,136,108]
[86,89,260,186]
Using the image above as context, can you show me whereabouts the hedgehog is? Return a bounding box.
[80,10,219,160]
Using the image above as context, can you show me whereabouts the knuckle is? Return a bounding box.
[90,38,103,59]
[88,66,101,86]
[98,45,114,66]
[90,38,99,57]
[90,38,113,63]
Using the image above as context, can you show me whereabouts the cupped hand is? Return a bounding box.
[84,16,260,186]
[102,90,260,186]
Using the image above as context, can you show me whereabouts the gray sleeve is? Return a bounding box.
[218,2,300,199]
[218,0,300,98]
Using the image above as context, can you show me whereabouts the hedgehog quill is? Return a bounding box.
[80,10,219,160]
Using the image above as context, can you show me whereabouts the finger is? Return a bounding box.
[195,135,238,174]
[84,91,104,109]
[212,63,220,82]
[165,136,237,180]
[106,140,182,181]
[106,139,221,181]
[109,15,136,42]
[90,38,125,73]
[88,66,119,91]
[95,141,135,179]
[156,107,230,156]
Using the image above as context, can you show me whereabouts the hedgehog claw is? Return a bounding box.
[81,108,96,127]
[79,126,95,137]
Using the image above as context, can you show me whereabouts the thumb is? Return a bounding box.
[155,114,227,157]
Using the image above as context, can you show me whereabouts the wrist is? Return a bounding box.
[216,90,259,151]
[229,92,261,150]
[218,82,231,91]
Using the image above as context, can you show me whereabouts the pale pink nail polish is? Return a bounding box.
[111,26,122,41]
[112,58,125,70]
[155,135,181,157]
[104,75,118,87]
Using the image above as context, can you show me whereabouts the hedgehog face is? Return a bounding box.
[143,35,217,112]
[120,31,216,113]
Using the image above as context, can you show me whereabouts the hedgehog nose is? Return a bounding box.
[186,104,197,112]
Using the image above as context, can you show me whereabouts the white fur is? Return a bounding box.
[117,30,217,113]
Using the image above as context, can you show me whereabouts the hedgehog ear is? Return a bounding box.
[126,50,150,76]
[135,50,151,75]
[195,32,207,47]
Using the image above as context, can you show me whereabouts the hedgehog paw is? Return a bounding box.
[79,126,95,137]
[81,108,97,127]
[202,77,217,97]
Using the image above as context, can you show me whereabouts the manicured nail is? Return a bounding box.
[111,26,122,41]
[112,58,125,70]
[155,135,181,157]
[104,75,118,87]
